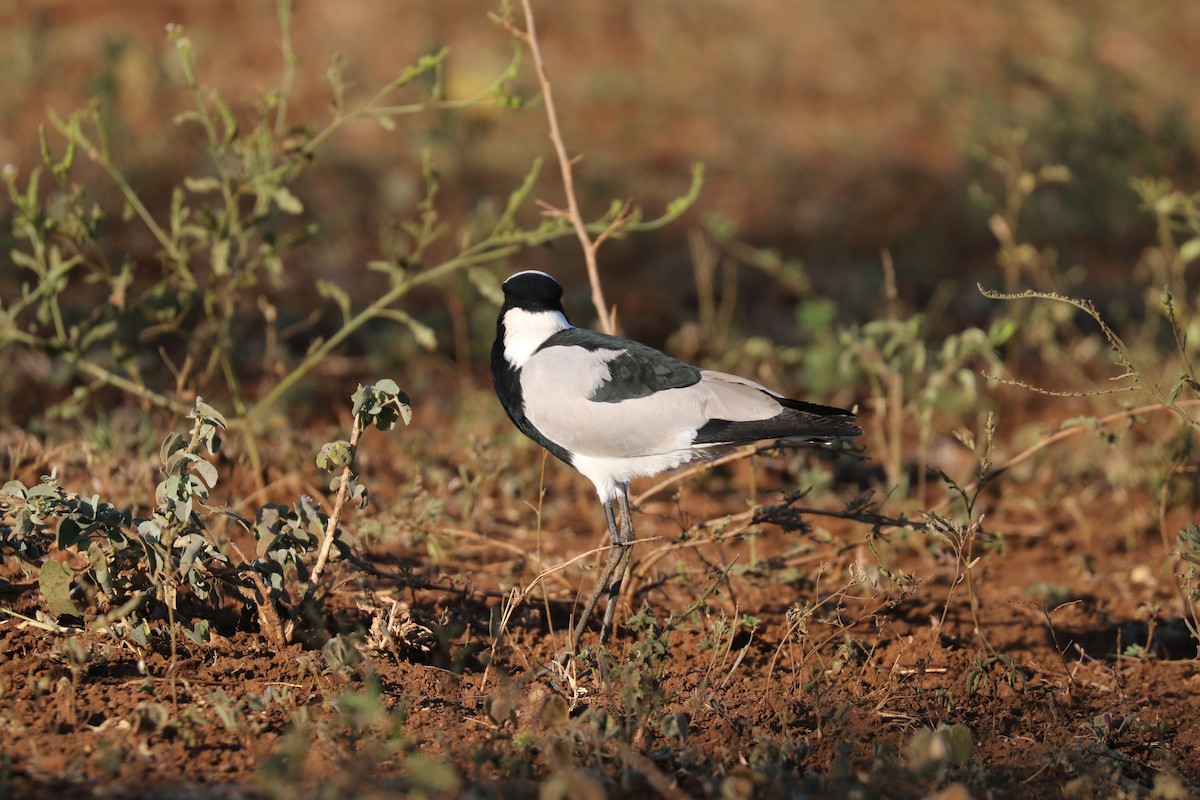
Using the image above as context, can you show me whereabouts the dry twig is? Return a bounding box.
[496,0,629,333]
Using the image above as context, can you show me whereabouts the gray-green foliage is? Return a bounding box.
[316,380,413,509]
[0,0,702,432]
[253,498,329,602]
[979,139,1200,654]
[1133,178,1200,329]
[0,384,407,641]
[838,312,1009,497]
[0,18,471,422]
[1177,523,1200,646]
[0,398,231,627]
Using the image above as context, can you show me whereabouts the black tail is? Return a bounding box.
[694,398,861,446]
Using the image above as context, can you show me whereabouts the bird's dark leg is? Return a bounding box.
[597,483,635,644]
[571,497,625,653]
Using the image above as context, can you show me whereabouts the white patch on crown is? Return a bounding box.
[504,269,557,285]
[502,307,572,367]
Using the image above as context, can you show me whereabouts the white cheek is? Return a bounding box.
[503,309,571,366]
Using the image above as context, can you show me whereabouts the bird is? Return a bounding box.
[490,270,861,652]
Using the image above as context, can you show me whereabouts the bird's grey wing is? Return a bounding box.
[538,329,701,401]
[519,342,708,459]
[520,343,858,461]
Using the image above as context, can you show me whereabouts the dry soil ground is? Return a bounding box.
[2,384,1199,798]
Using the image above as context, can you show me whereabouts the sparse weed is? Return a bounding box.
[1174,522,1200,646]
[970,129,1074,294]
[838,258,1008,500]
[0,381,410,649]
[983,273,1200,654]
[595,604,676,746]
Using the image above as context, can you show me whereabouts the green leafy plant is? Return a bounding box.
[838,268,1009,499]
[923,414,1001,656]
[0,381,410,648]
[2,399,229,628]
[1174,522,1200,646]
[980,160,1200,657]
[0,0,702,446]
[1,24,464,423]
[1132,178,1200,329]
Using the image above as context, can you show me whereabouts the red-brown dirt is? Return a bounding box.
[4,1,1200,797]
[2,384,1199,797]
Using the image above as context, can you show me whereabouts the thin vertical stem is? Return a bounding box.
[517,0,615,333]
[305,417,363,595]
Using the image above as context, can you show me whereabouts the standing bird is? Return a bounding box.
[491,270,861,651]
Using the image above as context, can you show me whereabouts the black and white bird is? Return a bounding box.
[491,270,861,651]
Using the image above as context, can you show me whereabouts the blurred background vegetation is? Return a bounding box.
[2,0,1199,420]
[5,7,1200,792]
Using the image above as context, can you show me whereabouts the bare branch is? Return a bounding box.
[515,0,615,332]
[305,417,363,595]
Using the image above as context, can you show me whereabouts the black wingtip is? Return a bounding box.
[694,408,861,446]
[777,396,858,421]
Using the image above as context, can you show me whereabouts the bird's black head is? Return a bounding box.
[501,270,564,313]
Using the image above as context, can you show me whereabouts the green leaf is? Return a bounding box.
[79,320,118,351]
[317,280,352,324]
[193,459,219,490]
[351,384,372,418]
[188,474,210,499]
[393,391,413,425]
[138,517,163,540]
[88,542,112,595]
[39,559,81,617]
[184,619,210,644]
[273,186,304,215]
[11,250,43,274]
[988,317,1017,346]
[57,516,84,549]
[469,267,505,305]
[158,433,184,468]
[26,482,63,502]
[183,176,221,194]
[1167,378,1185,406]
[192,398,227,428]
[1177,523,1200,563]
[660,712,689,740]
[210,239,230,277]
[127,620,150,647]
[348,479,368,509]
[367,259,402,276]
[382,308,437,350]
[1,480,28,499]
[1179,237,1200,266]
[177,533,209,577]
[374,392,412,429]
[316,441,352,471]
[937,723,973,766]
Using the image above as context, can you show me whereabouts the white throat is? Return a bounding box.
[502,308,572,367]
